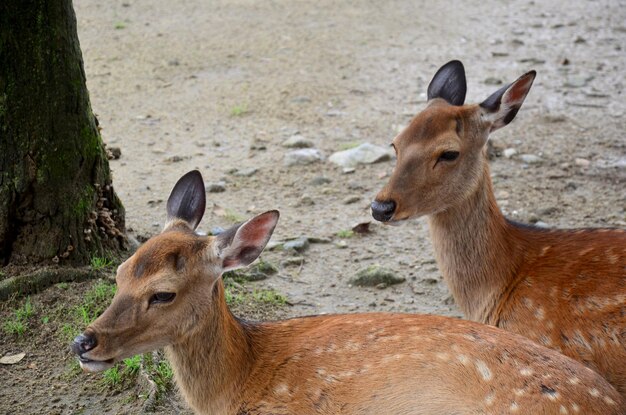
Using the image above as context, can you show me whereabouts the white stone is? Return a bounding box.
[503,148,518,158]
[519,154,542,164]
[284,149,323,166]
[329,143,394,168]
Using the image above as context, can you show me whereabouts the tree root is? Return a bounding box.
[140,353,159,413]
[0,266,111,301]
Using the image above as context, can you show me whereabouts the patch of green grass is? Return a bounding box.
[153,359,173,392]
[255,259,278,275]
[223,282,286,307]
[114,21,126,30]
[253,289,287,306]
[2,297,34,337]
[15,297,34,320]
[101,366,123,389]
[76,280,117,325]
[224,286,247,305]
[336,229,354,238]
[41,316,50,324]
[90,256,114,271]
[100,355,143,391]
[142,352,174,400]
[56,282,69,290]
[123,355,142,377]
[58,280,116,341]
[3,320,26,336]
[230,104,248,117]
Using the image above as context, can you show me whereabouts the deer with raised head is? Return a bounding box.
[371,60,626,397]
[70,170,624,414]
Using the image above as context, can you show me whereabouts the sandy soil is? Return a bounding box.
[1,0,625,413]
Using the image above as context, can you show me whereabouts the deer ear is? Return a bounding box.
[216,210,279,272]
[427,60,467,106]
[480,71,536,132]
[165,170,206,230]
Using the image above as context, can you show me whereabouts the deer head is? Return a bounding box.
[371,60,535,222]
[71,170,279,372]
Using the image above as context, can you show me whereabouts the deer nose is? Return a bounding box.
[71,332,97,355]
[371,200,396,222]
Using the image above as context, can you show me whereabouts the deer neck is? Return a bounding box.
[427,162,520,323]
[165,281,255,415]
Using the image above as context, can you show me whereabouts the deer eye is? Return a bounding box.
[150,292,176,305]
[438,151,460,162]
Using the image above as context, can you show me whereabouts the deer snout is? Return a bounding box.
[371,199,396,222]
[71,332,97,356]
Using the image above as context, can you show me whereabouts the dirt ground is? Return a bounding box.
[1,0,625,413]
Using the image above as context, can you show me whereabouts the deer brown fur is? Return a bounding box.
[372,61,626,397]
[70,170,625,414]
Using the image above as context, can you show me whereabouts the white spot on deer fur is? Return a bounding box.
[604,247,619,264]
[509,402,519,412]
[534,307,545,320]
[436,352,450,361]
[522,297,533,308]
[484,392,496,406]
[520,367,533,376]
[588,388,600,397]
[559,405,568,414]
[456,354,470,365]
[604,396,616,405]
[540,246,551,256]
[343,340,361,352]
[380,335,401,343]
[545,390,559,401]
[382,354,404,364]
[514,388,525,396]
[568,377,580,385]
[578,247,593,256]
[274,383,290,396]
[475,360,492,381]
[571,403,580,412]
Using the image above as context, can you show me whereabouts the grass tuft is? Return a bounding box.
[336,229,354,238]
[2,297,34,336]
[90,256,114,271]
[230,104,248,117]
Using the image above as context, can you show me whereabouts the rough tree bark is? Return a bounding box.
[0,0,125,266]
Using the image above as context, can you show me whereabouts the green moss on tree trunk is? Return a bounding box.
[0,0,126,266]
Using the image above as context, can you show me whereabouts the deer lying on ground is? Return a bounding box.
[70,171,623,414]
[371,60,626,398]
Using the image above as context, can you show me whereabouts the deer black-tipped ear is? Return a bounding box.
[216,210,279,272]
[165,170,206,230]
[480,70,536,132]
[427,60,467,106]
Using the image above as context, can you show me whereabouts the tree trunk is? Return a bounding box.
[0,0,126,266]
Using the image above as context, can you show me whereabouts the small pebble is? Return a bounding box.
[503,148,517,158]
[519,154,542,164]
[343,195,361,204]
[206,182,226,193]
[574,158,590,167]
